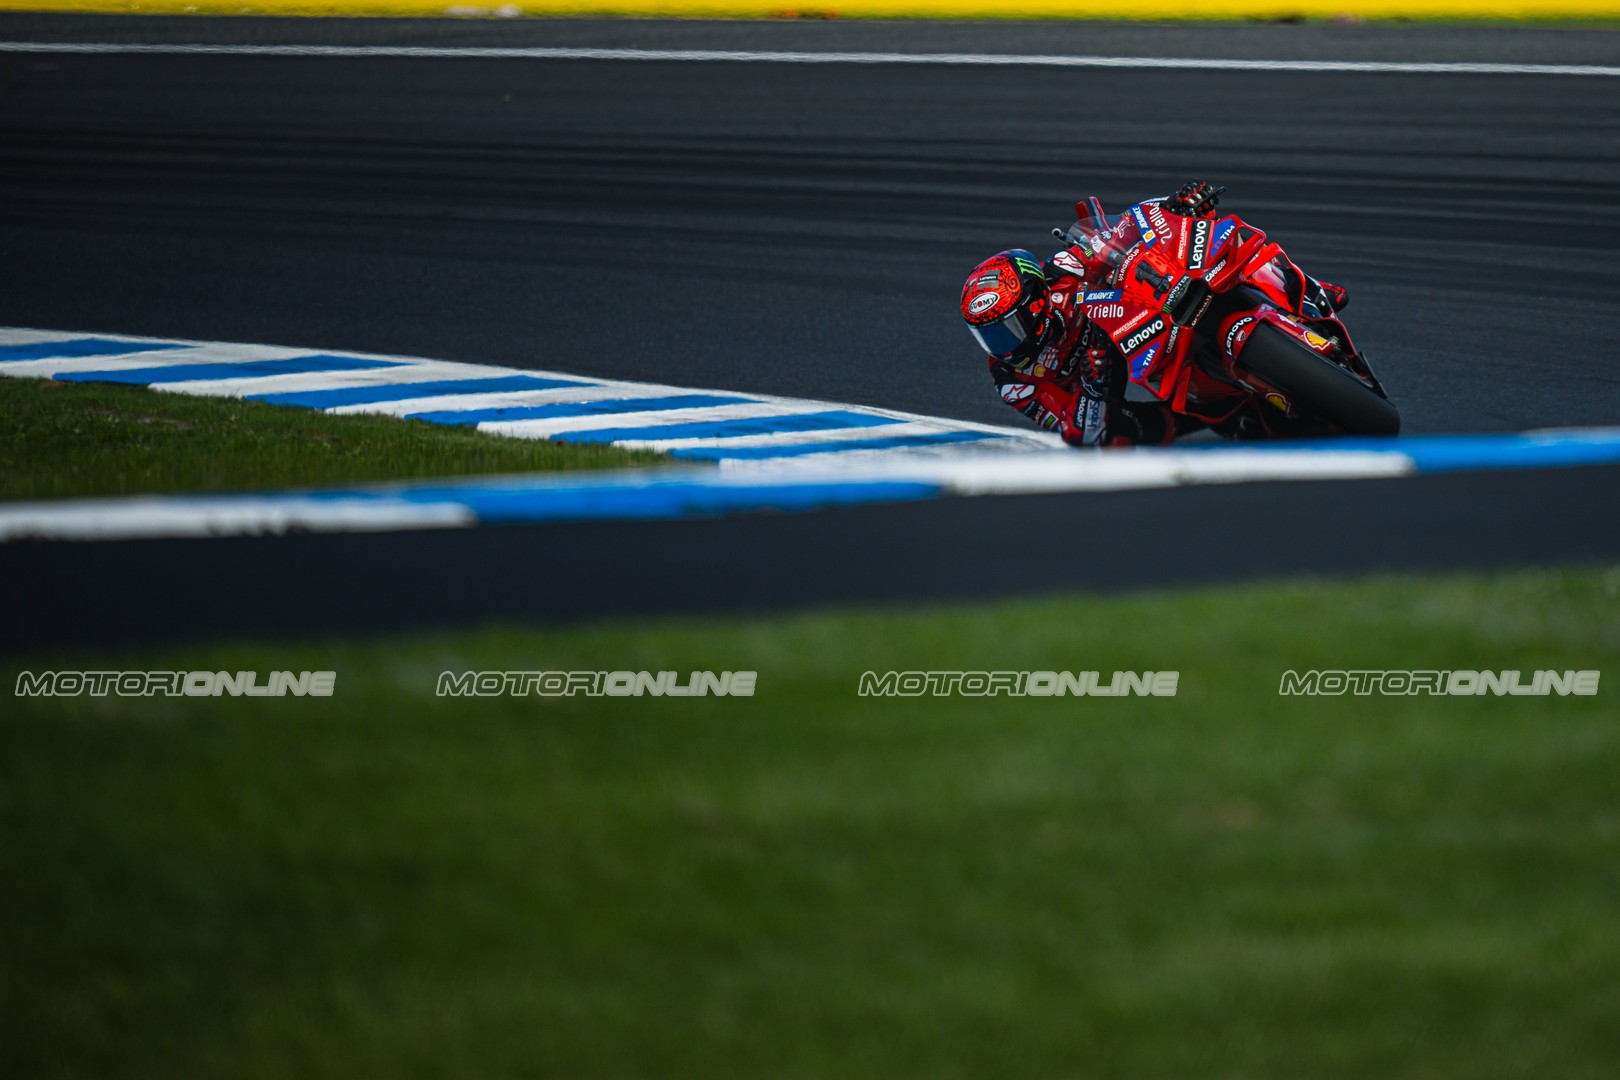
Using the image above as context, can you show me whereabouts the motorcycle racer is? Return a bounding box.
[961,180,1348,446]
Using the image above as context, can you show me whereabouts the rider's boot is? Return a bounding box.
[1319,281,1349,312]
[1300,275,1349,317]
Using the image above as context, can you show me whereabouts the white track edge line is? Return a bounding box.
[0,43,1617,76]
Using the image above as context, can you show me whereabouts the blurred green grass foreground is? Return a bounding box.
[4,566,1619,1077]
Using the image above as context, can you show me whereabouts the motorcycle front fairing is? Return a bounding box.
[1069,201,1255,422]
[1063,197,1384,424]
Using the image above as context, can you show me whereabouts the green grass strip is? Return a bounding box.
[0,376,666,501]
[4,565,1619,1076]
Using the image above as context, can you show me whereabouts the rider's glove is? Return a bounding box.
[1165,178,1221,217]
[1076,324,1115,400]
[1063,395,1108,448]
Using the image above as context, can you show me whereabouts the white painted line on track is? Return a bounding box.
[0,42,1616,77]
[475,401,827,438]
[0,343,302,378]
[614,420,953,453]
[906,447,1417,492]
[319,383,693,417]
[163,360,530,398]
[0,495,473,542]
[0,449,1418,542]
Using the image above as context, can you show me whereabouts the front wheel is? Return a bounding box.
[1238,324,1401,436]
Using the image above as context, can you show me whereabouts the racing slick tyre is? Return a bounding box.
[1238,323,1401,436]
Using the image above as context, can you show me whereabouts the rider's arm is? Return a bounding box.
[1060,324,1116,447]
[989,360,1076,435]
[983,317,1122,447]
[1067,328,1186,447]
[1163,178,1222,218]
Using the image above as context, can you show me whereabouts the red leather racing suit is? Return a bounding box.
[987,253,1187,447]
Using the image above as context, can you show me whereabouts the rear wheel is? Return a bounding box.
[1238,323,1400,436]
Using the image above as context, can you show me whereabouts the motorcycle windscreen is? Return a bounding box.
[968,309,1035,358]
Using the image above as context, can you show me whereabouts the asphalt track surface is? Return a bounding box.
[2,16,1619,651]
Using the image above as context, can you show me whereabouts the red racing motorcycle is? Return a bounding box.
[1054,191,1400,436]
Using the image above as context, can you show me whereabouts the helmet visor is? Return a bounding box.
[968,307,1039,359]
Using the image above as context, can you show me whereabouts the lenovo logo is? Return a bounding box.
[1121,316,1166,355]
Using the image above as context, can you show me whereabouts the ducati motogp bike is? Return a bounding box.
[1053,192,1400,436]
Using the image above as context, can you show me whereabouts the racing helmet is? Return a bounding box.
[960,249,1056,363]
